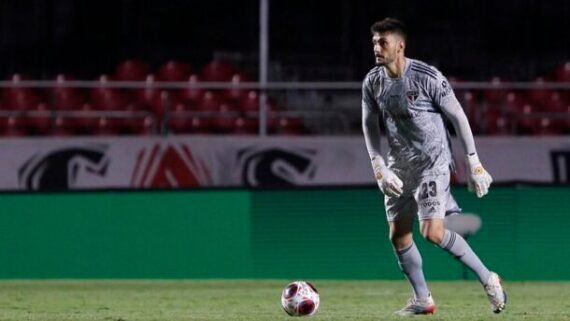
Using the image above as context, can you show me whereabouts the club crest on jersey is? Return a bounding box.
[406,89,419,103]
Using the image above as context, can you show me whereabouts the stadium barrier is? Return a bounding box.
[2,136,570,191]
[0,186,568,280]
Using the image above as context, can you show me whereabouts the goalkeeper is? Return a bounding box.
[362,18,507,316]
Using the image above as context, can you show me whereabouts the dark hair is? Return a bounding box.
[370,18,407,41]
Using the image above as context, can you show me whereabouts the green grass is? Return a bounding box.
[0,280,569,321]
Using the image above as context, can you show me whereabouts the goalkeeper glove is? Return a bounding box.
[466,153,493,198]
[372,157,404,198]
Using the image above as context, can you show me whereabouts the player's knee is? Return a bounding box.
[420,224,444,244]
[389,232,413,250]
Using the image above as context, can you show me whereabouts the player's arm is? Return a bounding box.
[361,76,403,197]
[430,73,492,198]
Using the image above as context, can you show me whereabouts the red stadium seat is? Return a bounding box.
[502,91,526,113]
[169,116,213,134]
[3,75,42,111]
[276,117,305,135]
[71,103,98,134]
[483,108,501,135]
[239,91,280,116]
[91,75,130,111]
[483,77,508,110]
[130,116,155,135]
[486,116,512,136]
[224,73,253,103]
[52,116,75,136]
[177,74,205,105]
[3,89,41,111]
[167,103,194,133]
[134,75,161,110]
[149,90,178,119]
[92,89,129,110]
[93,117,121,136]
[114,104,156,135]
[240,91,259,113]
[189,117,214,134]
[53,89,85,110]
[552,61,570,82]
[196,91,224,112]
[157,60,192,81]
[1,116,28,137]
[26,103,52,135]
[543,92,565,113]
[52,74,86,110]
[232,117,258,135]
[536,117,562,136]
[168,116,191,134]
[527,77,550,108]
[517,104,539,134]
[200,60,236,82]
[115,59,151,81]
[171,102,193,114]
[212,103,240,133]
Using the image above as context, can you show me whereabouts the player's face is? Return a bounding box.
[372,32,403,66]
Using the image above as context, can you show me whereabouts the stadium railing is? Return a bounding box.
[0,79,568,136]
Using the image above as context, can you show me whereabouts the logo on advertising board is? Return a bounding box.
[131,143,212,188]
[18,145,110,191]
[237,147,317,187]
[551,150,570,184]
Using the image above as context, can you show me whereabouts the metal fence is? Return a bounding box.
[0,79,569,136]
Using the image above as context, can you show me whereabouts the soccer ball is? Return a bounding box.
[281,281,320,317]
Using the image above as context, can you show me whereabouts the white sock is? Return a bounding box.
[439,229,491,284]
[394,242,431,299]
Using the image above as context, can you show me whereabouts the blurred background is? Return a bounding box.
[0,0,569,137]
[0,0,568,281]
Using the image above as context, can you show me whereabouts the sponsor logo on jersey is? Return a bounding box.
[406,89,419,103]
[421,200,441,208]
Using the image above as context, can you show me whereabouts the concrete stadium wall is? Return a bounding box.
[0,187,568,280]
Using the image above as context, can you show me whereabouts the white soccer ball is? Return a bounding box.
[281,281,320,317]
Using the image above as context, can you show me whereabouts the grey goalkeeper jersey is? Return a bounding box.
[362,58,476,177]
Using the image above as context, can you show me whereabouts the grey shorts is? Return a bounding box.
[384,171,462,221]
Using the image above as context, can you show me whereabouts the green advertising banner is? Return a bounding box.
[0,187,568,280]
[0,191,252,278]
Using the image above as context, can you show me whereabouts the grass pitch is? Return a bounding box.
[0,280,569,321]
